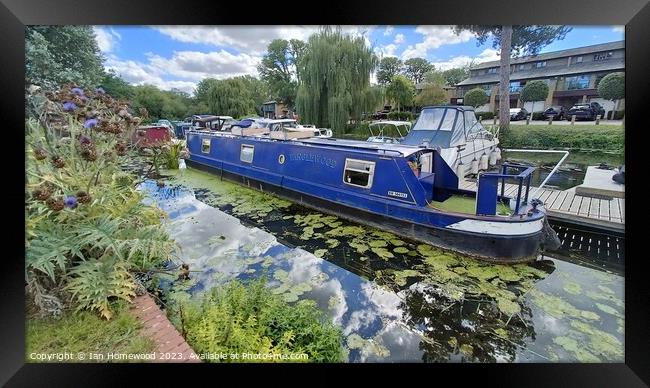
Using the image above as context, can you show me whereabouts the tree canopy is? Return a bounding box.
[404,58,433,84]
[295,27,378,130]
[26,26,105,89]
[520,80,549,102]
[377,57,403,85]
[257,39,306,108]
[206,76,269,118]
[454,25,572,130]
[386,75,415,112]
[464,88,489,108]
[597,72,625,101]
[442,67,470,86]
[414,83,447,107]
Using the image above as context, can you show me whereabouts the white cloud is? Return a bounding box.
[384,26,394,36]
[430,48,500,70]
[94,26,121,53]
[154,26,320,55]
[394,33,405,45]
[612,26,624,33]
[401,26,474,59]
[146,50,261,81]
[376,43,398,57]
[103,48,260,95]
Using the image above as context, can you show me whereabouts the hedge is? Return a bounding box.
[500,125,624,152]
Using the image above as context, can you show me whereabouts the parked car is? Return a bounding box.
[509,107,529,121]
[542,106,567,120]
[567,102,606,121]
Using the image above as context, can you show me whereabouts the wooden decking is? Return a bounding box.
[130,294,201,363]
[459,179,625,230]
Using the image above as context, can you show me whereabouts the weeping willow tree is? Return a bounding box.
[296,27,378,131]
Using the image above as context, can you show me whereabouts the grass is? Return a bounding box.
[26,301,156,362]
[429,195,511,216]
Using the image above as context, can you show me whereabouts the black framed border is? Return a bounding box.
[2,0,648,385]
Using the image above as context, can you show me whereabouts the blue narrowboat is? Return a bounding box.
[185,110,558,263]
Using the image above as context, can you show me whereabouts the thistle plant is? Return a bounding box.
[26,83,179,319]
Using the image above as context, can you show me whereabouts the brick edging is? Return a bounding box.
[130,294,201,363]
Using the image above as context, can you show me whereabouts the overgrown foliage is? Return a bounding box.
[26,84,178,319]
[169,277,346,362]
[296,27,378,130]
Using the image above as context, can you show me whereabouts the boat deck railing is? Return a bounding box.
[476,163,536,216]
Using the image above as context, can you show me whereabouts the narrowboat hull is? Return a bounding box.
[185,157,544,263]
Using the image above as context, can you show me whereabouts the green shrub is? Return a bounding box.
[500,125,624,152]
[475,112,495,120]
[169,277,346,363]
[532,112,545,121]
[25,84,178,319]
[387,111,414,121]
[464,88,489,108]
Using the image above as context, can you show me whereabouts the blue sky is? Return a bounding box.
[94,25,624,95]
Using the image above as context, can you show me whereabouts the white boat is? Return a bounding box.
[367,120,412,143]
[399,106,500,178]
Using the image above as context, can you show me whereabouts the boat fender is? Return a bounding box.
[495,147,502,161]
[470,158,479,175]
[479,153,489,170]
[489,148,498,166]
[541,217,561,251]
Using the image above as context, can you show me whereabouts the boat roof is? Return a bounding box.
[259,118,297,124]
[369,120,412,126]
[192,115,234,122]
[300,137,425,157]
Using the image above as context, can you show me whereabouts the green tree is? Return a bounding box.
[403,58,433,84]
[99,70,135,100]
[442,67,470,86]
[377,57,403,85]
[131,85,167,122]
[464,88,489,108]
[25,26,105,89]
[415,83,447,107]
[207,76,268,118]
[423,70,447,86]
[295,27,378,130]
[597,72,625,118]
[194,78,220,105]
[386,75,415,112]
[258,39,306,108]
[520,80,549,118]
[454,25,572,131]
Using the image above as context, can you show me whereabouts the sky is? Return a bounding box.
[93,25,625,95]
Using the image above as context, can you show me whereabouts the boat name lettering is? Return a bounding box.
[289,153,337,168]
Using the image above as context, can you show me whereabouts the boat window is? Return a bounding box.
[343,159,375,189]
[201,138,210,153]
[412,108,445,131]
[440,109,457,131]
[240,144,254,163]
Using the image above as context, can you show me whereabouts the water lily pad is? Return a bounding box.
[371,247,394,260]
[369,240,388,248]
[393,247,409,254]
[314,249,327,258]
[325,239,340,248]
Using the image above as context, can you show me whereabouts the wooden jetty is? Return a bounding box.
[459,179,625,232]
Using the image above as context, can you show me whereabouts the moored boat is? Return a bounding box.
[185,123,558,263]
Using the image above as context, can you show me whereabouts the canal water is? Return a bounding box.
[139,167,624,363]
[494,150,624,190]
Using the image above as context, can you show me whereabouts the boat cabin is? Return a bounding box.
[191,115,237,131]
[400,106,494,148]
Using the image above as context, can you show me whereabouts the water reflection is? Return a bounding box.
[137,169,624,363]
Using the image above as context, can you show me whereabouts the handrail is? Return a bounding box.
[502,149,569,199]
[480,162,536,214]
